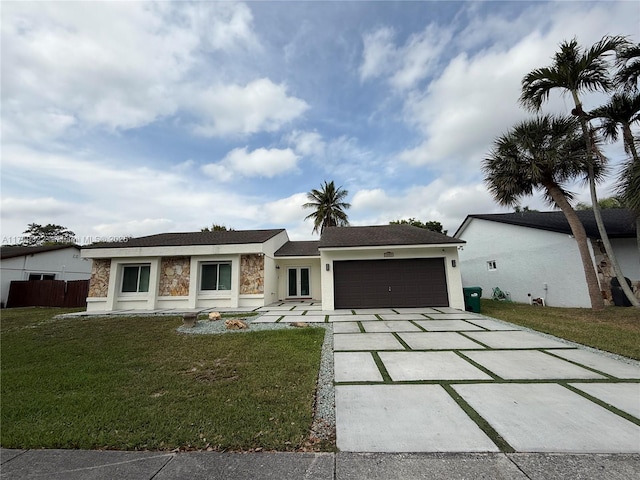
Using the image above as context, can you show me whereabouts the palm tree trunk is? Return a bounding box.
[543,180,604,310]
[622,124,639,164]
[571,91,640,307]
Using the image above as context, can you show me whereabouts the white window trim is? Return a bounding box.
[199,261,233,294]
[286,265,312,298]
[120,263,151,295]
[487,260,497,271]
[27,273,56,281]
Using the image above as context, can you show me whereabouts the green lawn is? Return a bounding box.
[481,299,640,360]
[1,308,325,451]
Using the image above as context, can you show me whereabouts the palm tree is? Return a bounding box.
[615,42,640,92]
[483,115,605,310]
[589,92,640,163]
[589,92,640,257]
[520,35,639,307]
[303,180,351,234]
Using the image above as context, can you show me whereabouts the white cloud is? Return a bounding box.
[201,163,235,182]
[263,193,309,224]
[188,79,309,137]
[202,146,299,181]
[389,24,452,91]
[167,1,259,52]
[289,130,326,157]
[360,23,452,91]
[359,27,396,81]
[350,180,502,234]
[0,144,269,240]
[1,2,302,142]
[369,1,639,173]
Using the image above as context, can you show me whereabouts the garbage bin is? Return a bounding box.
[463,287,482,313]
[611,277,632,307]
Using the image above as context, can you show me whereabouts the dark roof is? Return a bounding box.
[1,244,80,260]
[318,224,464,249]
[456,209,636,238]
[83,229,285,249]
[275,241,320,257]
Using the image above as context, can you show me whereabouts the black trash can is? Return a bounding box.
[611,277,633,307]
[463,287,482,313]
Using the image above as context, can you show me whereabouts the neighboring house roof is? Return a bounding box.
[319,224,464,249]
[1,244,80,260]
[454,209,636,239]
[83,229,286,249]
[275,241,320,257]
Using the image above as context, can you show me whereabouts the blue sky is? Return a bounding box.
[2,1,638,243]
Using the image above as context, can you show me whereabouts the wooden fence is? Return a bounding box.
[6,280,89,308]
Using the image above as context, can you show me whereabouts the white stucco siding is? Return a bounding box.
[457,219,595,308]
[319,245,464,311]
[1,248,92,305]
[612,238,640,281]
[262,255,280,306]
[273,258,322,301]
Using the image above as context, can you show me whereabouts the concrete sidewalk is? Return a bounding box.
[2,449,639,479]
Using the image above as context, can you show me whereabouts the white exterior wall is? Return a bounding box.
[274,258,322,301]
[612,238,640,282]
[319,245,464,311]
[1,248,92,306]
[456,219,597,308]
[83,232,290,312]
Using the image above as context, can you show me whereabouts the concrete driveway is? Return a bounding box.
[257,302,640,454]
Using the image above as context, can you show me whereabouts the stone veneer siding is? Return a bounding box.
[158,257,190,296]
[88,258,110,297]
[240,254,264,294]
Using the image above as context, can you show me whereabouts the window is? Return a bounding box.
[201,263,231,291]
[28,273,55,281]
[122,264,150,293]
[487,260,497,271]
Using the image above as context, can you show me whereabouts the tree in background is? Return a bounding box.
[303,180,351,234]
[201,224,233,232]
[513,206,538,213]
[520,35,638,307]
[390,218,447,235]
[21,223,76,246]
[483,115,605,310]
[615,42,640,92]
[575,197,625,210]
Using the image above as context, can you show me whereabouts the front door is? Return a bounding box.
[287,267,310,298]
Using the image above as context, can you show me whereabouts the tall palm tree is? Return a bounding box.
[483,115,605,310]
[590,92,640,256]
[520,35,639,307]
[615,42,640,92]
[303,180,351,234]
[589,92,640,163]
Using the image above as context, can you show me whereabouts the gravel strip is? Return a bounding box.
[177,313,336,444]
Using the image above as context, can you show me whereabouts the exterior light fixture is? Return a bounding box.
[326,263,330,271]
[451,259,457,268]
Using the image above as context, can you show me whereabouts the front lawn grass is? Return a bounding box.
[1,308,325,451]
[481,299,640,360]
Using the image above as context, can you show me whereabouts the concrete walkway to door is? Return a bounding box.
[255,301,640,454]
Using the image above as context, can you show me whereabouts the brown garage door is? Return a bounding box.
[333,258,449,309]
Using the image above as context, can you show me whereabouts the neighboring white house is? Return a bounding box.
[81,224,465,312]
[0,244,93,307]
[454,209,639,308]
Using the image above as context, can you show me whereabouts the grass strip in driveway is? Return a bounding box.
[480,300,640,360]
[1,308,326,452]
[441,384,515,453]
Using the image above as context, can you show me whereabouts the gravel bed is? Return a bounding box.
[177,313,336,444]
